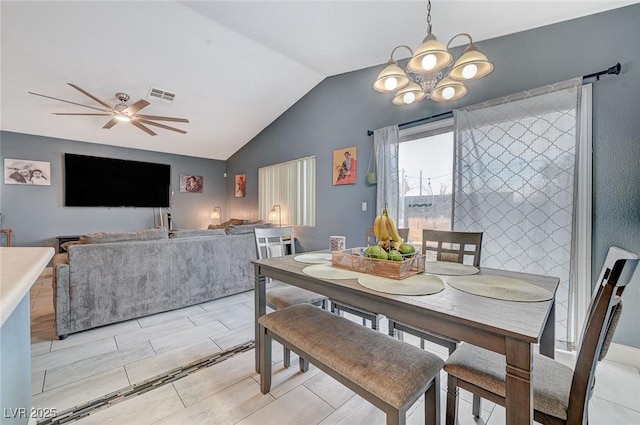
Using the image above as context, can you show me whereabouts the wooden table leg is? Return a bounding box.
[254,265,266,373]
[505,338,533,425]
[540,300,555,359]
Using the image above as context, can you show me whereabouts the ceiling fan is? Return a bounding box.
[28,83,189,136]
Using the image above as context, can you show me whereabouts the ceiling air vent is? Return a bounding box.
[147,87,176,104]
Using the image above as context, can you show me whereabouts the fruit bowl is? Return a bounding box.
[331,248,426,280]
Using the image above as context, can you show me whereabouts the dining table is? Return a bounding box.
[253,251,559,425]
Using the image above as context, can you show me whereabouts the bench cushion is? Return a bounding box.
[258,304,444,410]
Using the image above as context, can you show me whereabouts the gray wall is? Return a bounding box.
[226,5,640,348]
[0,131,227,248]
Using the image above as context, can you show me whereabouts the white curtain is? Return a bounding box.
[453,78,582,346]
[374,125,400,217]
[258,156,316,226]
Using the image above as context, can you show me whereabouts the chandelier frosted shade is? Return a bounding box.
[407,34,452,74]
[448,44,494,81]
[373,59,410,93]
[392,81,427,105]
[430,77,467,102]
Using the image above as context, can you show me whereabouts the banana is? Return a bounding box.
[373,214,382,240]
[380,214,389,241]
[386,212,402,243]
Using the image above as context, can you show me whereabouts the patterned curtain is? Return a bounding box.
[374,125,400,217]
[453,78,582,346]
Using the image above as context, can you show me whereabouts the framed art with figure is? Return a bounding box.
[179,174,203,193]
[4,158,51,186]
[333,146,357,185]
[235,174,246,197]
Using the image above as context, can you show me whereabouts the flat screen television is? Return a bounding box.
[64,153,170,207]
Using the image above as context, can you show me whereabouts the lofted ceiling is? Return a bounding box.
[1,1,636,160]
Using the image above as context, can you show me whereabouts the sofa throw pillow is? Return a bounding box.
[60,240,86,251]
[80,227,169,244]
[169,229,226,238]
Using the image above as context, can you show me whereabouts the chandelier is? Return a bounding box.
[373,0,494,105]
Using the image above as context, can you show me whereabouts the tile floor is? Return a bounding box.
[30,268,640,424]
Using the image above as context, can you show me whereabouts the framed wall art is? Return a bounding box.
[235,174,246,197]
[333,146,357,185]
[179,174,203,193]
[4,158,51,186]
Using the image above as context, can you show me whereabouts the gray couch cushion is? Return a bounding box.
[169,229,226,238]
[225,223,274,235]
[80,227,169,244]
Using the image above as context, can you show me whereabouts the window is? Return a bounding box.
[398,118,454,244]
[258,156,316,227]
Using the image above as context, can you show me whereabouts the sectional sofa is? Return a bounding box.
[52,225,267,338]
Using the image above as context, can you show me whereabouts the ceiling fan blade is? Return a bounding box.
[53,113,113,116]
[28,92,112,113]
[135,114,189,123]
[123,99,150,115]
[131,121,157,136]
[137,119,188,134]
[103,118,119,129]
[67,83,114,110]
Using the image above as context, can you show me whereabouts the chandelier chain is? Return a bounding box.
[426,0,432,34]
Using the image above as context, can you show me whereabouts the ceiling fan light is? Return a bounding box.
[392,81,426,106]
[430,77,467,102]
[115,114,130,122]
[408,33,452,74]
[374,59,410,93]
[449,44,494,81]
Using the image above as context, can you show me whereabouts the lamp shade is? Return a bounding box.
[392,81,427,106]
[448,44,494,81]
[408,34,453,74]
[373,59,410,93]
[430,76,467,102]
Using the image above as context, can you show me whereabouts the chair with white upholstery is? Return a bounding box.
[254,226,328,368]
[444,246,638,425]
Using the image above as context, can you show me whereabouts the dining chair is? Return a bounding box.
[254,226,329,368]
[388,229,483,353]
[444,246,638,425]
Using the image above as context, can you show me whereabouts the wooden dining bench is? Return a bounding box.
[258,304,444,425]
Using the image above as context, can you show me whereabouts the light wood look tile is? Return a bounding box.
[157,378,274,425]
[136,305,207,328]
[114,317,195,349]
[50,319,141,351]
[32,336,117,373]
[73,384,184,425]
[44,342,156,391]
[149,320,229,354]
[236,385,333,425]
[124,339,221,384]
[31,370,45,395]
[32,367,130,412]
[303,373,356,409]
[173,350,257,407]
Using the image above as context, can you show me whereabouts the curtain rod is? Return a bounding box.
[366,62,621,137]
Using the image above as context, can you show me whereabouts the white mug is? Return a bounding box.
[330,236,346,252]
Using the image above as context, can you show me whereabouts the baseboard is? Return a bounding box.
[604,343,640,369]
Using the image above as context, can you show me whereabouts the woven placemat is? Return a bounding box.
[425,261,480,276]
[357,274,444,295]
[447,275,553,302]
[302,263,365,280]
[294,253,333,264]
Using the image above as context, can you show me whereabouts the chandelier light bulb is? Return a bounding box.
[421,54,437,71]
[462,64,478,79]
[442,86,455,100]
[384,77,398,91]
[403,92,416,104]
